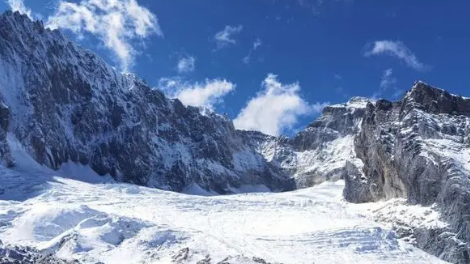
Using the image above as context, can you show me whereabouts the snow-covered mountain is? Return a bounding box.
[240,84,470,264]
[0,10,470,264]
[0,11,293,194]
[240,96,369,188]
[344,82,470,263]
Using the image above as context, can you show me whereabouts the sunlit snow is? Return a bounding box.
[0,141,447,264]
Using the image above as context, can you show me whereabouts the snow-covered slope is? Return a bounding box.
[0,155,447,264]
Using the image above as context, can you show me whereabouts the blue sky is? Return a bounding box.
[2,0,470,136]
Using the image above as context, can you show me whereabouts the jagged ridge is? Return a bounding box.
[0,10,293,193]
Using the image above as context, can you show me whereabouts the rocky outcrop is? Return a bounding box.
[0,11,293,193]
[345,81,470,263]
[171,247,282,264]
[0,241,80,264]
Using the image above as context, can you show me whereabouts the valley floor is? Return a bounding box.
[0,161,448,264]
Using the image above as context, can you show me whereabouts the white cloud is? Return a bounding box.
[234,74,328,136]
[293,0,352,14]
[253,38,262,50]
[159,78,235,109]
[242,55,251,65]
[46,0,163,71]
[380,68,395,90]
[214,25,243,50]
[372,68,403,100]
[177,56,195,73]
[6,0,32,18]
[243,38,262,64]
[365,40,429,71]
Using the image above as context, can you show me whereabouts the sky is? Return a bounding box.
[1,0,470,136]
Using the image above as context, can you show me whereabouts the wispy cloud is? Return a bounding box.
[177,56,195,74]
[243,38,262,64]
[380,69,395,89]
[288,0,353,14]
[214,25,243,50]
[372,68,403,100]
[242,55,251,64]
[335,86,348,98]
[365,40,430,71]
[46,0,163,71]
[253,38,262,50]
[6,0,32,18]
[159,77,235,109]
[234,74,328,136]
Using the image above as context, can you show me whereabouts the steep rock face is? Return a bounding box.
[241,97,369,188]
[346,81,470,263]
[0,11,293,193]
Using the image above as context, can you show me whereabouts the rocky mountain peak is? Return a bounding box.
[346,96,371,107]
[0,10,51,42]
[402,80,470,116]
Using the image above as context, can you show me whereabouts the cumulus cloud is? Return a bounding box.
[159,77,235,109]
[365,40,429,71]
[46,0,163,71]
[214,25,243,50]
[177,56,196,73]
[234,74,328,136]
[6,0,32,18]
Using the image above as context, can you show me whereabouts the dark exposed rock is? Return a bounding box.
[170,247,282,264]
[172,247,190,263]
[0,243,80,264]
[401,81,470,116]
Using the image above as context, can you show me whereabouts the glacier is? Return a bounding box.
[0,144,446,264]
[0,10,470,264]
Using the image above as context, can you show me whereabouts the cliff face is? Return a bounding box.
[345,81,470,263]
[0,11,294,193]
